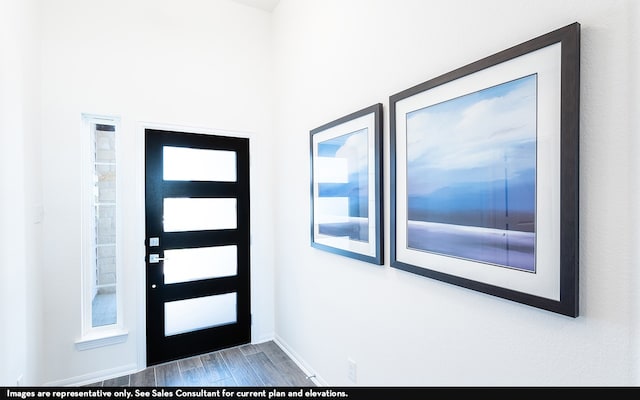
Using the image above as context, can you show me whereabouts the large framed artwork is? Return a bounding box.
[310,103,383,265]
[390,23,580,316]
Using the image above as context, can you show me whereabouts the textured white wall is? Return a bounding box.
[0,0,42,386]
[272,0,640,386]
[39,0,275,385]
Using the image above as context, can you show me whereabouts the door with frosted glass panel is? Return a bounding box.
[145,129,250,366]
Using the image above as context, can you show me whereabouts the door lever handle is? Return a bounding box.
[149,254,166,263]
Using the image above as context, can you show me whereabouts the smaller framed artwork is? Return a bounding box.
[390,23,580,316]
[310,103,383,265]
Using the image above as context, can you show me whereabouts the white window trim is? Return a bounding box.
[76,113,128,350]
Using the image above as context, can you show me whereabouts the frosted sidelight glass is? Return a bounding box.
[164,245,237,284]
[164,293,237,336]
[163,146,236,182]
[163,198,237,232]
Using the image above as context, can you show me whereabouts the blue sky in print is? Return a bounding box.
[406,74,537,230]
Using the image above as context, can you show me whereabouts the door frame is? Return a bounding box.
[135,121,255,369]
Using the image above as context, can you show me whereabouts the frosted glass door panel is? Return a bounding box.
[164,245,237,284]
[163,198,237,232]
[165,292,237,336]
[163,146,237,182]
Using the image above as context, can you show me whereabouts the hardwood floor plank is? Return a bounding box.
[220,347,263,386]
[258,341,291,364]
[238,343,260,356]
[211,376,238,386]
[178,355,204,372]
[277,359,315,387]
[103,375,130,387]
[245,352,289,387]
[154,362,184,387]
[181,366,215,386]
[200,352,233,382]
[256,341,315,386]
[130,368,156,387]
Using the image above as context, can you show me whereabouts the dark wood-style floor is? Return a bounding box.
[85,341,316,387]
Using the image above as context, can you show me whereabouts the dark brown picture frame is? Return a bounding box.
[310,104,384,265]
[389,23,580,317]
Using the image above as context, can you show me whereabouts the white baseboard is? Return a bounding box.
[273,335,327,387]
[43,363,139,387]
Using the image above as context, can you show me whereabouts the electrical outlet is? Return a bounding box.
[347,358,357,383]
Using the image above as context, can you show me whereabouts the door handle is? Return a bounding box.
[149,254,166,263]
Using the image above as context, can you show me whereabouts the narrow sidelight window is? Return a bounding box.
[80,114,123,341]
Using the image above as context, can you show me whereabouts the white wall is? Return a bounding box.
[39,0,275,385]
[0,0,43,386]
[5,0,640,387]
[272,0,640,386]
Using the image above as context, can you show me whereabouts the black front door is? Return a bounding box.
[145,129,250,366]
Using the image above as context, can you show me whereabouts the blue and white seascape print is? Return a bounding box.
[406,74,537,272]
[317,128,369,243]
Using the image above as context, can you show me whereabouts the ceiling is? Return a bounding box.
[231,0,280,12]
